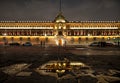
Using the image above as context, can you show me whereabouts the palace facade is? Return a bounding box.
[0,13,120,45]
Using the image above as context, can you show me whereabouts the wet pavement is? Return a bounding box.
[0,46,120,83]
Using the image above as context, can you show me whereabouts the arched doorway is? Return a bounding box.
[58,31,63,36]
[55,38,66,46]
[58,39,62,46]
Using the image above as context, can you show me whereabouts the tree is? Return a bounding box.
[11,37,14,43]
[86,37,89,44]
[19,37,23,44]
[3,37,8,45]
[45,37,48,43]
[36,37,39,44]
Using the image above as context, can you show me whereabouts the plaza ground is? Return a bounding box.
[0,45,120,83]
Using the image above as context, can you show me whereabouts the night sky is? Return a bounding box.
[0,0,120,21]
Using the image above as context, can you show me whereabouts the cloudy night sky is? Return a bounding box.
[0,0,120,21]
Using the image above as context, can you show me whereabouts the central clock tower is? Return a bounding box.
[53,12,68,46]
[54,12,67,36]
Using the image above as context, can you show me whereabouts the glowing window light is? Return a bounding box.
[55,40,59,46]
[63,26,66,29]
[44,33,47,37]
[70,27,118,29]
[3,33,7,36]
[70,62,85,66]
[0,27,53,29]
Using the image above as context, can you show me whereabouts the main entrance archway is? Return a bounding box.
[58,39,62,46]
[55,37,66,46]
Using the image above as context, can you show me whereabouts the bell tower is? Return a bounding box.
[54,0,67,36]
[54,0,67,46]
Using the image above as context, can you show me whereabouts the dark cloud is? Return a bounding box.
[0,0,119,21]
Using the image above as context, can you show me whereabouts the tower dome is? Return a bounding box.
[54,12,67,23]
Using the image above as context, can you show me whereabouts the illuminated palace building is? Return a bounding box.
[0,0,120,46]
[0,13,120,46]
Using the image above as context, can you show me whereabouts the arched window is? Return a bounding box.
[71,37,74,44]
[58,31,63,36]
[27,37,31,42]
[78,37,81,43]
[36,37,39,44]
[93,37,96,41]
[11,37,14,43]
